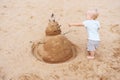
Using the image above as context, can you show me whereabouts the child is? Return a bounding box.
[69,9,100,59]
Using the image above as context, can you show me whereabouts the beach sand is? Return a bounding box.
[0,0,120,80]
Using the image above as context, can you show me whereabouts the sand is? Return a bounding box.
[0,0,120,80]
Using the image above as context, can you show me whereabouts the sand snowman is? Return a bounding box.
[32,14,78,63]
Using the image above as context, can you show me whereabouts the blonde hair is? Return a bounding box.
[87,9,99,20]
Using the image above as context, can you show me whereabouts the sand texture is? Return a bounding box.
[0,0,120,80]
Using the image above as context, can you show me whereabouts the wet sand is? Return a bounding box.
[0,0,120,80]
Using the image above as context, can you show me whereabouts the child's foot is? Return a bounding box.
[87,56,95,59]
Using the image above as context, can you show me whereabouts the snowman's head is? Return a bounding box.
[45,14,61,36]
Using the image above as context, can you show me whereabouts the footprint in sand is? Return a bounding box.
[100,76,108,80]
[110,24,120,34]
[112,40,120,58]
[68,63,79,72]
[45,74,60,80]
[3,5,7,8]
[113,48,120,57]
[11,73,43,80]
[0,13,5,15]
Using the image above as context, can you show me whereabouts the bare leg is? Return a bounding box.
[87,51,95,59]
[89,51,95,57]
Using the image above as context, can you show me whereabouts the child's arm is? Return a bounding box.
[69,23,84,27]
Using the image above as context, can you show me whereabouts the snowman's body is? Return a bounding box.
[32,19,77,63]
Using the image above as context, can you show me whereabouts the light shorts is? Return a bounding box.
[87,40,100,51]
